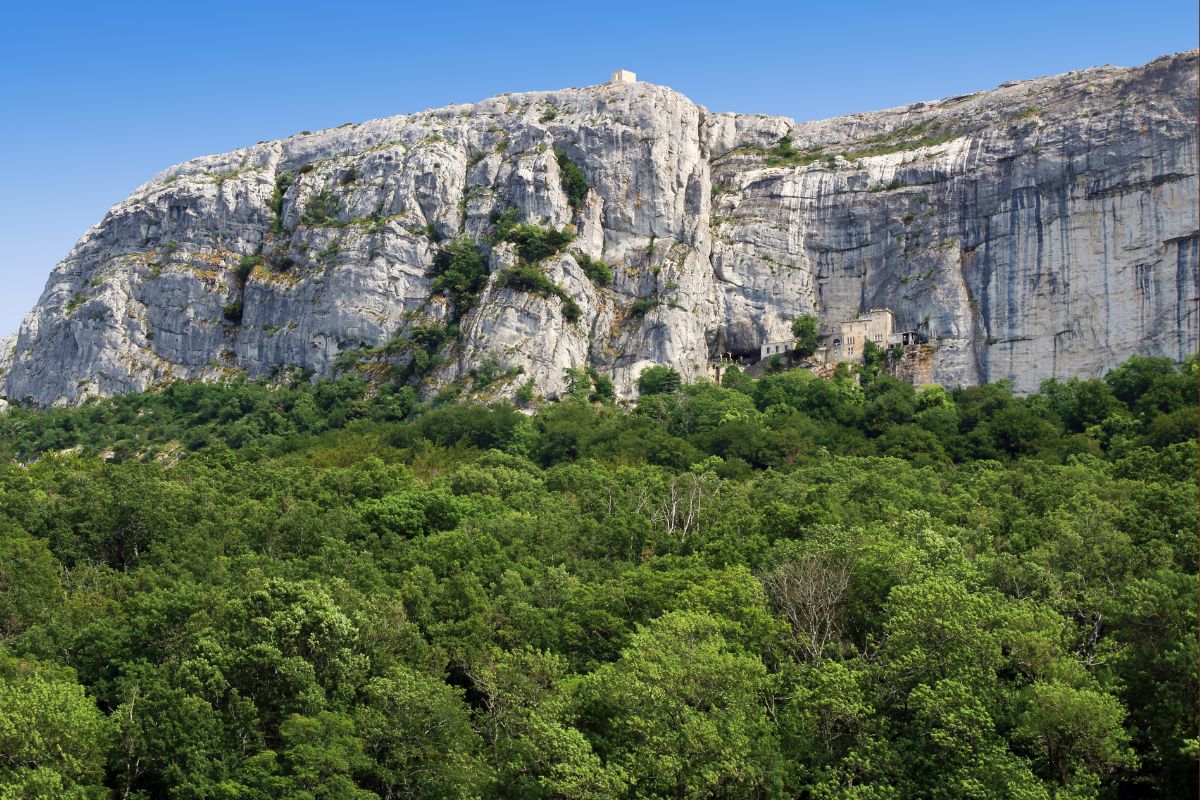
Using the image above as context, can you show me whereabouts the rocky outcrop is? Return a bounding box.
[3,51,1196,407]
[0,333,14,412]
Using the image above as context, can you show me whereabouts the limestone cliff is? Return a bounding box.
[2,51,1196,407]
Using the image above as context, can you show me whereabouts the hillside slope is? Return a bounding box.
[2,51,1195,406]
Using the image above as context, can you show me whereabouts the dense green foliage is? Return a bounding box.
[501,223,576,264]
[791,314,819,357]
[334,325,457,385]
[429,236,490,317]
[221,300,244,324]
[268,172,296,234]
[497,265,582,323]
[636,365,683,396]
[572,252,613,287]
[0,355,1195,799]
[555,149,590,212]
[629,297,660,318]
[301,189,340,226]
[235,255,261,283]
[759,136,837,168]
[429,212,581,320]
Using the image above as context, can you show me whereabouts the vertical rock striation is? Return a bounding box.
[3,51,1196,407]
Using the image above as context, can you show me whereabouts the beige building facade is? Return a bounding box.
[753,308,922,369]
[821,308,918,364]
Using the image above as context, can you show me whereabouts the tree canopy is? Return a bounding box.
[791,314,820,357]
[0,354,1194,799]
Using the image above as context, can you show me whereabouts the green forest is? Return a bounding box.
[0,354,1195,799]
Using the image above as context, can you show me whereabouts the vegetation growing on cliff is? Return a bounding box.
[496,264,581,323]
[762,136,837,168]
[428,214,581,321]
[555,149,589,211]
[300,188,340,226]
[0,355,1195,799]
[428,236,490,317]
[571,251,612,287]
[268,171,296,233]
[498,220,576,263]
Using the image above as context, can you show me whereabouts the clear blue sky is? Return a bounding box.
[1,0,1196,335]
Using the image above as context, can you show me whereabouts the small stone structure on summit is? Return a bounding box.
[610,69,636,84]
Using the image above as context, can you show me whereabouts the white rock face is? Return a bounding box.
[0,333,13,412]
[3,52,1196,407]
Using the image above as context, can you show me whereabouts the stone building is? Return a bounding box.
[759,340,792,360]
[610,69,636,84]
[820,308,921,364]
